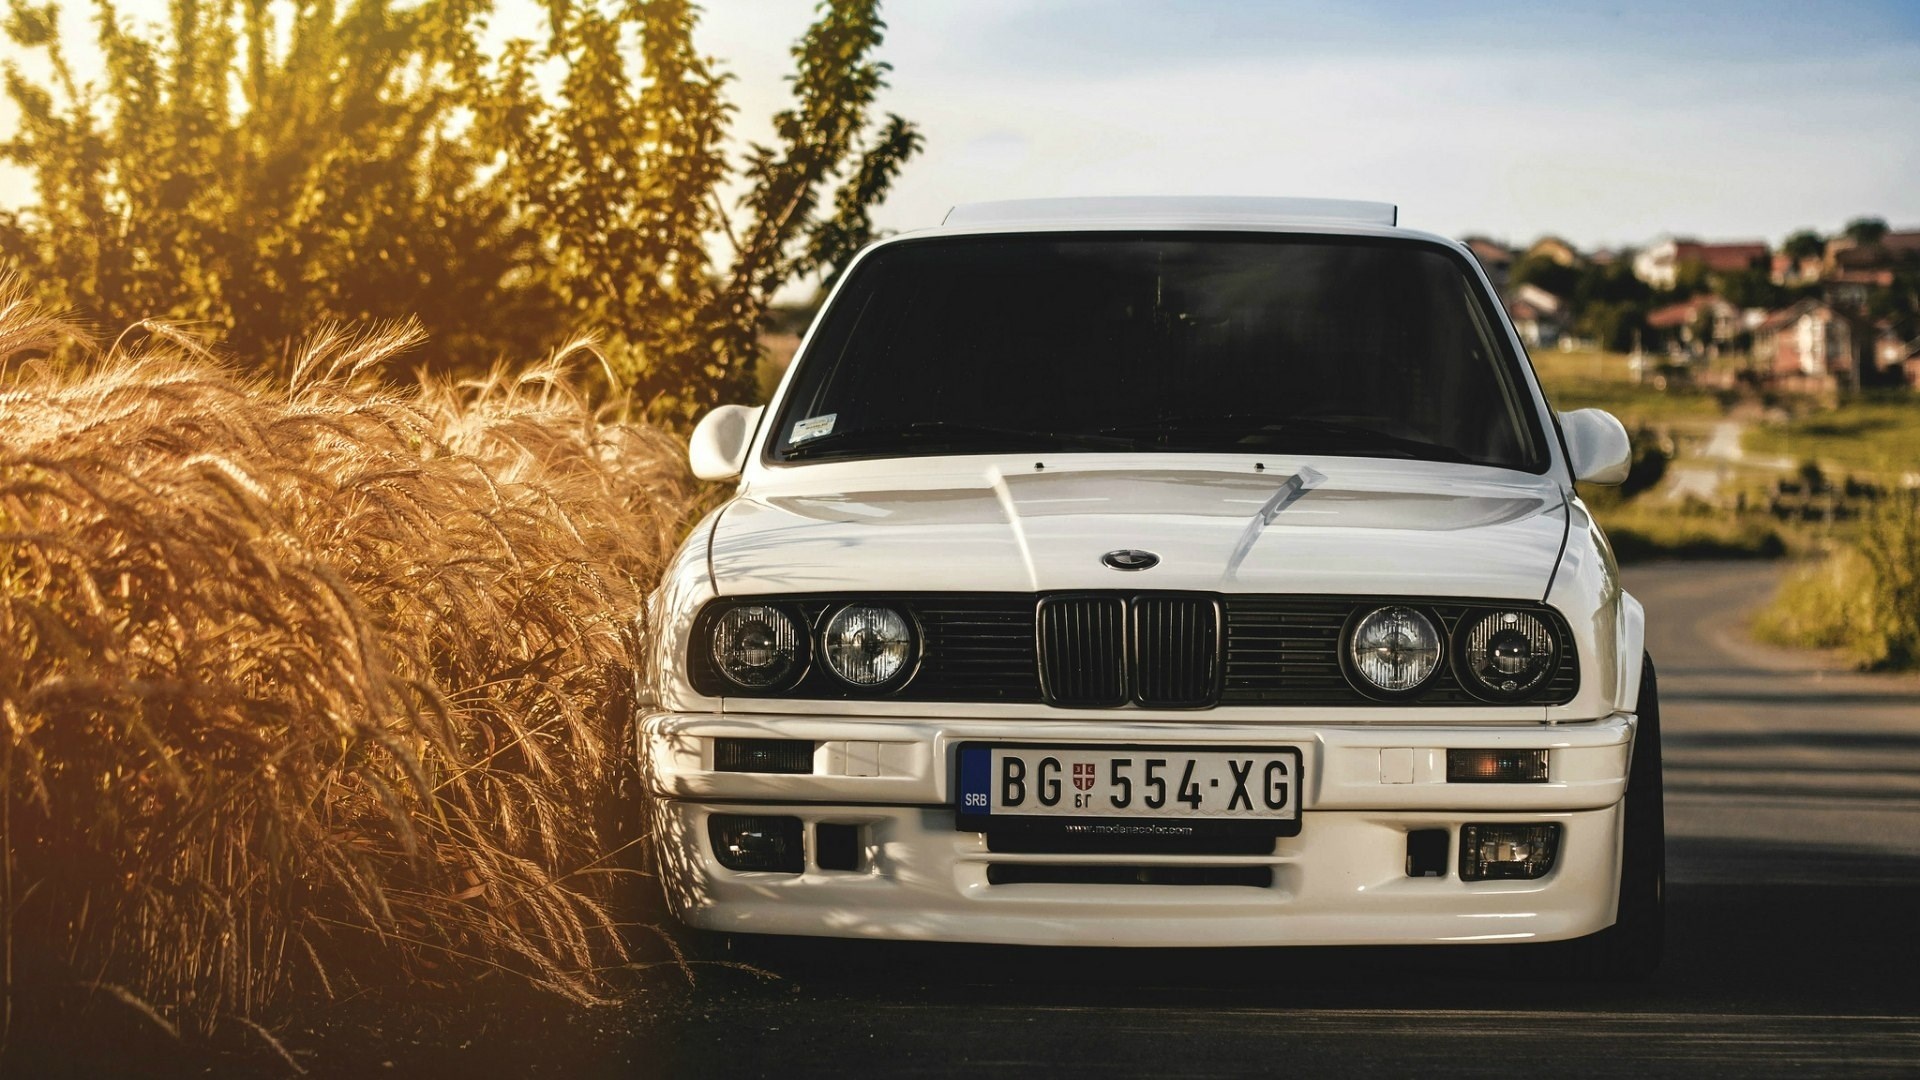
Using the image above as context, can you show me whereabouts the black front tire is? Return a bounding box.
[1556,652,1666,980]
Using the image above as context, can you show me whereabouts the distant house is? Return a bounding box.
[1463,236,1515,291]
[1827,230,1920,271]
[1505,284,1567,348]
[1874,325,1920,390]
[1524,236,1582,268]
[1646,295,1742,358]
[1826,232,1919,304]
[1633,238,1770,289]
[1769,251,1825,286]
[1752,299,1876,392]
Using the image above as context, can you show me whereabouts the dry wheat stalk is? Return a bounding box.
[0,285,697,1038]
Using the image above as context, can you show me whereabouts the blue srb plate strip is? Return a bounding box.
[958,745,992,815]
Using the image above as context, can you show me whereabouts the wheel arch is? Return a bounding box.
[1617,590,1648,713]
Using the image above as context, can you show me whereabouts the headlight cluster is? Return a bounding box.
[1343,605,1563,702]
[706,601,917,693]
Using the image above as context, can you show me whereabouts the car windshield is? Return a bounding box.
[769,233,1549,471]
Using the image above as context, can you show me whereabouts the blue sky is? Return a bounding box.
[699,0,1920,249]
[5,0,1918,251]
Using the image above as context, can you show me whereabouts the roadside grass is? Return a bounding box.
[0,292,700,1050]
[1754,492,1920,671]
[1530,348,1724,428]
[1743,394,1920,478]
[1591,500,1789,564]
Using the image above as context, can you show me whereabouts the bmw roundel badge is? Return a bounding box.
[1101,549,1160,571]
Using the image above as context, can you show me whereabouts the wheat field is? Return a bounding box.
[0,287,699,1045]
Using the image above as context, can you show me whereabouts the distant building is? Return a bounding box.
[1874,324,1920,390]
[1646,295,1742,358]
[1827,230,1920,270]
[1769,252,1825,286]
[1752,299,1875,392]
[1505,284,1567,348]
[1462,236,1515,291]
[1633,238,1770,290]
[1524,236,1582,268]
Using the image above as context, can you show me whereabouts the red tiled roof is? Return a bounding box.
[1646,301,1699,328]
[1676,241,1769,273]
[1647,296,1735,329]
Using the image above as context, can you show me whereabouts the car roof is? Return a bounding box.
[941,196,1399,230]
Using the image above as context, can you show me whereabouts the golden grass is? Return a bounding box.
[0,289,699,1040]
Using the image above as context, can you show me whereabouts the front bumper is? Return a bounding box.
[644,713,1634,947]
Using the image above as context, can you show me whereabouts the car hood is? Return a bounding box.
[709,458,1570,600]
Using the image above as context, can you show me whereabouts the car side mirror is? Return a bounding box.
[687,404,764,481]
[1558,408,1631,485]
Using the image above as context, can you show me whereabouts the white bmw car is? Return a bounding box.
[641,197,1663,978]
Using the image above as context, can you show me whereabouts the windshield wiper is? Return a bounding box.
[781,420,1142,460]
[1097,413,1475,464]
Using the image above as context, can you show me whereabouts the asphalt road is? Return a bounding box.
[621,560,1920,1079]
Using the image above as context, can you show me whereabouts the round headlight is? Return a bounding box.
[1459,610,1557,699]
[710,604,802,689]
[821,604,914,686]
[1347,605,1442,695]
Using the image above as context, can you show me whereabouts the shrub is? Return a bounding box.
[1594,502,1788,564]
[1855,489,1920,669]
[1754,492,1920,670]
[1753,548,1876,654]
[0,292,698,1040]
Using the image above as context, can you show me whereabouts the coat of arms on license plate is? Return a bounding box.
[1073,762,1096,791]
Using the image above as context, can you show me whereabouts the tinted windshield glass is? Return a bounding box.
[770,234,1547,470]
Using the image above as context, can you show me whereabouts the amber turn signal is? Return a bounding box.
[1446,748,1549,783]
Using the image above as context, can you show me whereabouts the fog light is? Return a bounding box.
[714,737,814,774]
[709,814,804,873]
[1446,748,1549,783]
[1459,823,1560,881]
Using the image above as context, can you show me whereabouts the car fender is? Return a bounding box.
[1617,590,1647,713]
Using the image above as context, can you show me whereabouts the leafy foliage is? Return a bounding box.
[1843,216,1889,245]
[1781,229,1825,262]
[0,0,921,417]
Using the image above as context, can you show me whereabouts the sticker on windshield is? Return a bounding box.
[790,414,837,444]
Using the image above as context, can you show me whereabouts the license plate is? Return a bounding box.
[954,743,1303,834]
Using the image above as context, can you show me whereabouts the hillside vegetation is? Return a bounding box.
[0,292,698,1042]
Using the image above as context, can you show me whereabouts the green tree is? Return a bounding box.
[1714,267,1781,310]
[1844,217,1889,245]
[0,0,921,416]
[477,0,921,417]
[0,0,551,367]
[1574,297,1647,353]
[1781,229,1825,262]
[1668,258,1710,298]
[1509,252,1579,298]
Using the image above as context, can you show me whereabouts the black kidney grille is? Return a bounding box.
[1132,596,1221,707]
[1037,596,1128,707]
